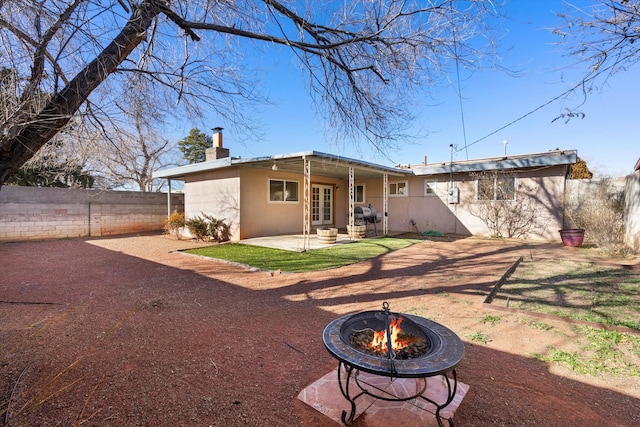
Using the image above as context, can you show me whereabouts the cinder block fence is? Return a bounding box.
[0,186,184,241]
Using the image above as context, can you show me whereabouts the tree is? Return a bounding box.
[0,1,502,187]
[88,81,182,191]
[179,129,211,164]
[5,157,94,188]
[555,1,640,106]
[2,69,177,191]
[2,103,97,188]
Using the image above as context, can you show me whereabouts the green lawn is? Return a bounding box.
[184,237,421,272]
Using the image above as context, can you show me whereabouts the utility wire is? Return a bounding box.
[454,62,609,155]
[455,85,574,154]
[451,18,469,161]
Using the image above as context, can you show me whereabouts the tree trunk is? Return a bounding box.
[0,2,160,186]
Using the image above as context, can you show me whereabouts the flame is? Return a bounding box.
[369,316,415,353]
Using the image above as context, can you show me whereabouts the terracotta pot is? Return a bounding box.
[559,228,585,247]
[317,227,338,244]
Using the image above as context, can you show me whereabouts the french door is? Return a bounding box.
[311,184,333,226]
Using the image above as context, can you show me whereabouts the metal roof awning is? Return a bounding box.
[153,150,410,180]
[411,150,578,176]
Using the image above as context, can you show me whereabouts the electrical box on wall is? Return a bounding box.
[447,187,459,204]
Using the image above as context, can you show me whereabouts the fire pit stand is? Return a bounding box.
[323,304,464,426]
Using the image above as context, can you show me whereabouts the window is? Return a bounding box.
[495,176,515,200]
[389,181,408,197]
[424,180,438,196]
[269,179,299,202]
[477,175,516,201]
[354,184,365,203]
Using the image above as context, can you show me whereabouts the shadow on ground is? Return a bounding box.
[0,235,638,426]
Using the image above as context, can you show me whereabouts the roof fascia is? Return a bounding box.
[153,150,409,179]
[411,151,578,176]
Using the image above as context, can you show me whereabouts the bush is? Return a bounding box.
[164,211,185,239]
[185,214,230,242]
[566,178,633,256]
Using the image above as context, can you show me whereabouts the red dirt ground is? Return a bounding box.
[1,234,639,426]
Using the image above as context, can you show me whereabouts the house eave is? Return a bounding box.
[411,150,578,176]
[153,150,410,180]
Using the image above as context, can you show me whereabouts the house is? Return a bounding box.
[154,132,577,247]
[624,158,640,251]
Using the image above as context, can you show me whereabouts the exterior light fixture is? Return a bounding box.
[272,162,278,171]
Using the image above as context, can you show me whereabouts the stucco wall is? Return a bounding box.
[0,186,184,241]
[184,168,241,239]
[185,166,346,240]
[624,171,640,251]
[239,167,345,239]
[361,165,567,240]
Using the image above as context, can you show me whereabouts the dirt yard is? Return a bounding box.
[1,234,639,426]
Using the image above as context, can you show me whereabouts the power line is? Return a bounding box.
[455,85,575,154]
[454,64,609,155]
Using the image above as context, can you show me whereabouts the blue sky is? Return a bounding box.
[176,1,637,177]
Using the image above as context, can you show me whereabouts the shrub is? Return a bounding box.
[185,216,210,241]
[164,211,185,239]
[185,214,230,242]
[566,178,633,256]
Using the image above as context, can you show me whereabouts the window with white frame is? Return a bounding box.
[477,175,516,201]
[269,179,299,202]
[389,181,408,197]
[424,180,438,196]
[354,184,365,203]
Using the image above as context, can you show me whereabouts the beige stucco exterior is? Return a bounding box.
[156,150,576,242]
[351,164,567,240]
[184,167,242,238]
[185,165,349,239]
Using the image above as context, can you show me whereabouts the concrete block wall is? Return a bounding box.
[0,186,184,241]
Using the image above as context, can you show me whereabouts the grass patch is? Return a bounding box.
[481,315,501,325]
[495,259,640,330]
[466,330,490,344]
[536,326,640,377]
[526,319,554,331]
[184,237,420,273]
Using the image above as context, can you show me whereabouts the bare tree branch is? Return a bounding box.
[554,0,640,113]
[0,0,502,186]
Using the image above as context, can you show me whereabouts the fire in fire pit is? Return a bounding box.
[349,315,430,359]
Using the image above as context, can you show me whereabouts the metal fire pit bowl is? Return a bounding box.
[322,305,464,426]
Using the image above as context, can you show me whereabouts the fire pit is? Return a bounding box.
[323,302,464,426]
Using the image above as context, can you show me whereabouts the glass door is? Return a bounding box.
[312,184,334,225]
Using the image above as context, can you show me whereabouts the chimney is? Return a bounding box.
[206,127,229,161]
[213,127,223,147]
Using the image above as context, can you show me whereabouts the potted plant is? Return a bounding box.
[559,228,585,247]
